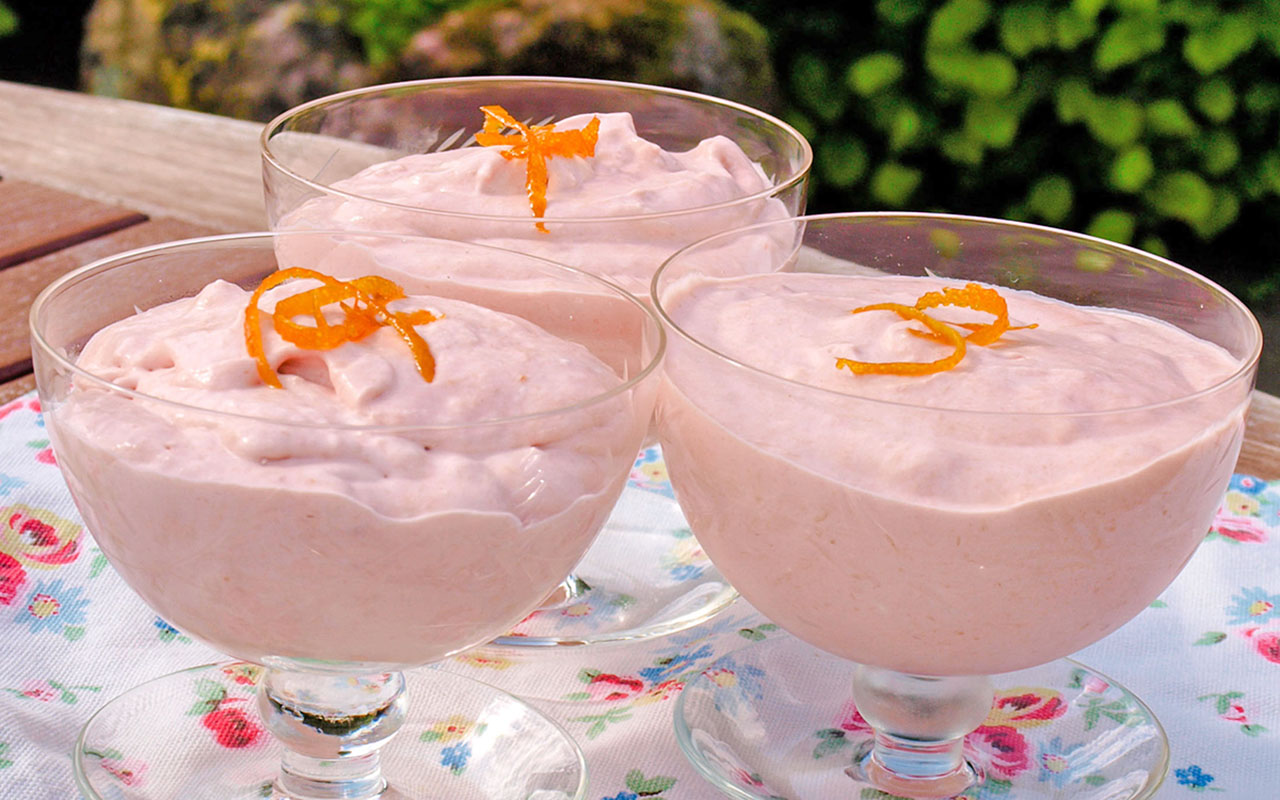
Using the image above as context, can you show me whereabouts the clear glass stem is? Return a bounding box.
[848,665,993,799]
[257,668,408,800]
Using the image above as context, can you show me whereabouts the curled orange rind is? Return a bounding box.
[244,268,441,389]
[836,282,1035,377]
[475,105,600,233]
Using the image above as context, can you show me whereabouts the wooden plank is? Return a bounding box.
[0,373,34,406]
[0,180,147,269]
[0,216,217,384]
[1239,390,1280,480]
[0,81,265,232]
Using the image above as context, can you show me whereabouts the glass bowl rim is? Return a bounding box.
[30,229,666,433]
[651,210,1263,419]
[260,74,814,225]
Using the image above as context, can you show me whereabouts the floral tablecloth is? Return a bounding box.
[1,391,1277,799]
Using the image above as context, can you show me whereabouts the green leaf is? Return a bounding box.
[817,135,869,187]
[89,552,109,579]
[876,0,926,25]
[0,3,15,38]
[1259,152,1280,194]
[1139,235,1168,257]
[626,769,678,795]
[847,52,905,96]
[1095,15,1165,71]
[814,736,851,758]
[1084,774,1108,786]
[1055,8,1097,49]
[1184,13,1258,73]
[965,98,1020,147]
[195,678,228,702]
[927,0,991,47]
[1242,724,1268,737]
[1145,171,1214,225]
[870,163,924,207]
[1027,175,1073,223]
[1163,0,1216,27]
[791,53,847,123]
[1201,130,1241,176]
[929,228,963,258]
[1195,78,1237,123]
[63,626,85,642]
[1086,209,1136,243]
[561,692,591,702]
[1192,188,1239,239]
[1244,83,1280,115]
[1054,78,1093,123]
[783,110,818,144]
[888,105,924,151]
[1084,96,1144,147]
[939,131,985,165]
[186,698,221,716]
[1076,250,1115,273]
[927,49,1018,97]
[999,3,1054,57]
[1072,0,1107,20]
[1109,145,1155,192]
[1114,0,1156,10]
[1146,98,1199,137]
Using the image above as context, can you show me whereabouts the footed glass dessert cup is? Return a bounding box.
[261,75,812,649]
[651,213,1262,800]
[30,230,664,800]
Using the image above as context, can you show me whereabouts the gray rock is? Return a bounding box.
[79,0,779,121]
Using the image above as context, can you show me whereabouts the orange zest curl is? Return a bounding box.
[912,282,1038,346]
[836,283,1035,377]
[474,105,600,233]
[836,303,967,376]
[244,267,441,389]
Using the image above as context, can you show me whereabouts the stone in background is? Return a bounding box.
[80,0,778,121]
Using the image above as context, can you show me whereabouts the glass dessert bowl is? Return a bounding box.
[650,213,1261,800]
[261,75,812,649]
[31,230,665,800]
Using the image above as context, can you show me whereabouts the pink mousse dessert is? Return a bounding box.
[657,272,1251,676]
[47,271,656,668]
[277,112,790,296]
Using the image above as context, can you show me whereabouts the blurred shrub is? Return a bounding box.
[727,0,1280,301]
[337,0,460,66]
[83,0,776,127]
[0,3,17,38]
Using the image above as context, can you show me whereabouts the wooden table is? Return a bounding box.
[1,79,1277,477]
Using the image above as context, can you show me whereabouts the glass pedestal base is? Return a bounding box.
[74,662,587,800]
[674,633,1169,800]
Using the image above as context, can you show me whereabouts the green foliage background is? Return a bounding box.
[724,0,1280,305]
[0,3,17,38]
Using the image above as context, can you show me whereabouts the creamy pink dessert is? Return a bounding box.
[277,112,789,295]
[657,273,1249,675]
[49,276,655,667]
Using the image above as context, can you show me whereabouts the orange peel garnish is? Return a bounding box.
[244,268,441,389]
[836,303,967,376]
[475,105,600,233]
[836,283,1035,377]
